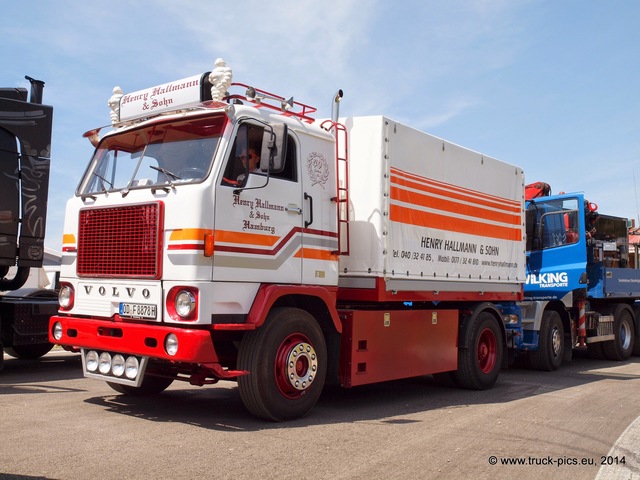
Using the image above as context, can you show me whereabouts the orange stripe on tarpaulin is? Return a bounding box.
[389,204,522,241]
[390,167,521,213]
[390,186,520,226]
[391,166,521,207]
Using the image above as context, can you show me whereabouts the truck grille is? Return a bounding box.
[77,203,163,279]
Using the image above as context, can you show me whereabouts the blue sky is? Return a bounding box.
[2,0,640,251]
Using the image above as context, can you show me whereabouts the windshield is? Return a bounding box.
[78,115,226,195]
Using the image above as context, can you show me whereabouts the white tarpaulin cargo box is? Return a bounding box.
[339,116,525,298]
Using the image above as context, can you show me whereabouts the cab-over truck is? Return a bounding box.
[0,76,57,369]
[515,184,640,371]
[50,59,527,420]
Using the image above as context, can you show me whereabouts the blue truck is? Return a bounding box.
[513,182,639,370]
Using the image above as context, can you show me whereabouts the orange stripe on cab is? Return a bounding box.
[294,248,338,261]
[169,228,213,241]
[214,230,279,247]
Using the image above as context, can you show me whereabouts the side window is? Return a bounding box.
[540,210,579,248]
[221,124,262,186]
[272,136,297,182]
[221,124,297,186]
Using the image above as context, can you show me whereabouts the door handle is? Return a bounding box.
[286,204,302,215]
[304,193,313,228]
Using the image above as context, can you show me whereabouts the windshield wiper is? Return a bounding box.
[92,172,112,191]
[150,165,181,184]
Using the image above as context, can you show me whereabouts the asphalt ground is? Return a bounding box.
[1,349,639,480]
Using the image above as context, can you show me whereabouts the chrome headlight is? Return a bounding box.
[175,290,196,318]
[59,284,74,309]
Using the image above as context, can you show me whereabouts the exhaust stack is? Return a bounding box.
[25,75,45,104]
[331,89,343,124]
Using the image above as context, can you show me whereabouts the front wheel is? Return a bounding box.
[529,310,564,371]
[454,312,503,390]
[4,343,54,360]
[603,306,635,361]
[237,308,327,421]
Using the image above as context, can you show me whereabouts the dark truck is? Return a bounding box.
[0,76,57,369]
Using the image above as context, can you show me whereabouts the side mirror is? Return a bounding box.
[260,123,287,173]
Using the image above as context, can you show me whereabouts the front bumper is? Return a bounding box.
[49,315,219,364]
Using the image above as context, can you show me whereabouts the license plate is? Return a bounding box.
[119,302,157,319]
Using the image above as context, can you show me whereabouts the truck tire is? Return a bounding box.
[4,343,54,360]
[3,288,57,360]
[632,305,640,357]
[454,312,503,390]
[587,341,606,360]
[107,375,174,396]
[603,306,635,361]
[529,310,564,371]
[237,307,327,421]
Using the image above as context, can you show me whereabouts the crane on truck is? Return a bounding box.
[516,182,639,371]
[0,76,58,369]
[50,58,528,420]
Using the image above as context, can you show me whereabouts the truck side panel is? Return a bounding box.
[338,308,458,387]
[589,267,640,298]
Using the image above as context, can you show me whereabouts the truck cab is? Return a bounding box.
[520,188,639,370]
[0,77,58,367]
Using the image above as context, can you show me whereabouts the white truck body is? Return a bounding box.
[341,115,525,296]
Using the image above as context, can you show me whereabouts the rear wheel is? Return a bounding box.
[632,306,640,357]
[454,312,503,390]
[634,333,640,357]
[603,306,635,361]
[529,310,564,371]
[237,307,327,421]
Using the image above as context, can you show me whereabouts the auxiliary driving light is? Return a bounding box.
[165,333,179,356]
[86,350,99,372]
[52,322,63,341]
[125,356,140,379]
[98,352,112,374]
[112,354,126,377]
